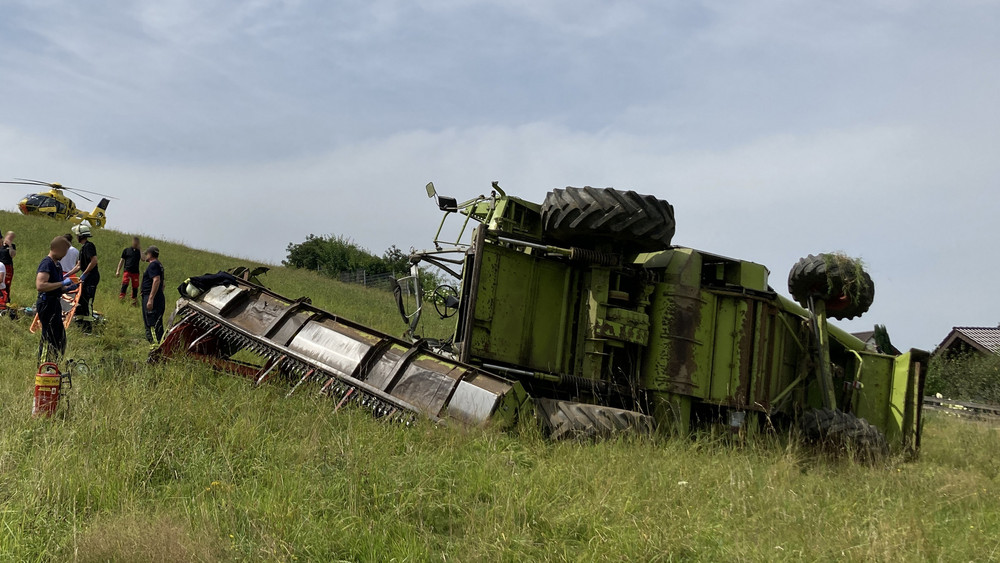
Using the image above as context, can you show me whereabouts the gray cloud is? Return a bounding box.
[0,0,998,350]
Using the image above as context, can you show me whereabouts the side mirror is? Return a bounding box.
[426,181,457,211]
[437,196,458,212]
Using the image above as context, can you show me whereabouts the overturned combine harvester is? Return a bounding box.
[155,183,927,459]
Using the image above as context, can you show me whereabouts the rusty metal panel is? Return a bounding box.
[594,308,649,345]
[641,265,712,398]
[735,299,754,406]
[750,302,779,410]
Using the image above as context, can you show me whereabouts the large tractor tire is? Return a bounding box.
[787,253,875,320]
[799,408,889,462]
[535,398,656,441]
[541,187,675,252]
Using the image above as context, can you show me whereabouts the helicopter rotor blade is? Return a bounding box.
[8,178,118,199]
[12,178,57,187]
[64,189,93,202]
[58,186,118,199]
[0,180,52,187]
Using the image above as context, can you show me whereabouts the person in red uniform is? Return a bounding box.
[0,261,7,309]
[0,231,16,304]
[115,237,142,305]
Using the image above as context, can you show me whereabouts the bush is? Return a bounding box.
[283,235,409,278]
[925,352,1000,403]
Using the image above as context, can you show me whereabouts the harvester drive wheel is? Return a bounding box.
[799,408,889,462]
[541,186,676,252]
[787,253,875,320]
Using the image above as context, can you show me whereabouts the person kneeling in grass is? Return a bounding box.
[141,245,165,347]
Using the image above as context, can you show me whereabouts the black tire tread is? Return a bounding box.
[541,186,675,251]
[787,253,875,320]
[535,398,655,440]
[800,408,889,462]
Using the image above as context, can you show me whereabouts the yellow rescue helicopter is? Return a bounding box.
[1,178,115,229]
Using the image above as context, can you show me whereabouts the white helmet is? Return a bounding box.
[183,279,203,298]
[71,224,92,238]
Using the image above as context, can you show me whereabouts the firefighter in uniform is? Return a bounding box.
[115,236,142,305]
[141,245,165,347]
[67,224,99,333]
[0,231,15,305]
[35,236,77,362]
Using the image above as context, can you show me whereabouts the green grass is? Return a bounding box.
[1,211,999,561]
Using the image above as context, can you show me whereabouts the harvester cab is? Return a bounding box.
[394,181,543,343]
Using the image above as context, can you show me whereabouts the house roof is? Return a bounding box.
[851,331,875,342]
[936,326,1000,356]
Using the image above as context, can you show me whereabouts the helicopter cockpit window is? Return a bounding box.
[24,194,47,207]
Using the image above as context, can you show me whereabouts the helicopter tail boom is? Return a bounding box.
[68,198,111,229]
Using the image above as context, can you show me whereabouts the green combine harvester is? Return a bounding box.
[156,183,926,459]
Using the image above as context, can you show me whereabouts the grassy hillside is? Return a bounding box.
[0,211,999,561]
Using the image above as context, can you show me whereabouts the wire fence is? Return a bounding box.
[336,269,399,291]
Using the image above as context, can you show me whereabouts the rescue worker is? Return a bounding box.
[115,236,141,305]
[59,233,78,275]
[141,245,165,347]
[0,260,7,309]
[67,224,99,333]
[0,231,16,302]
[36,236,77,362]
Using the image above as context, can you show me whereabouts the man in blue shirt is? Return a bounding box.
[141,245,165,346]
[35,236,77,362]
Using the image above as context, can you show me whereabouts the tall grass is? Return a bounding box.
[0,211,998,561]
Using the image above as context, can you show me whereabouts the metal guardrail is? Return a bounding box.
[923,396,1000,419]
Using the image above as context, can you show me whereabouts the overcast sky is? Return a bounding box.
[1,0,997,350]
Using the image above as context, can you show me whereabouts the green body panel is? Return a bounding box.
[709,297,744,402]
[484,197,543,240]
[467,243,568,372]
[851,352,895,433]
